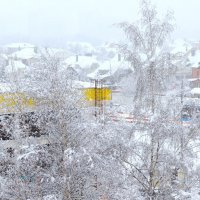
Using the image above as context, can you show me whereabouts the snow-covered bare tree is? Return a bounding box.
[110,1,200,199]
[0,51,93,200]
[116,0,176,114]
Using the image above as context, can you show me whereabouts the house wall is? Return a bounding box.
[192,93,200,98]
[190,79,200,88]
[175,66,191,80]
[192,67,200,78]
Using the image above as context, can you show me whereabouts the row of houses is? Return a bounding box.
[170,39,200,98]
[0,42,132,85]
[63,53,132,84]
[1,40,200,95]
[190,64,200,97]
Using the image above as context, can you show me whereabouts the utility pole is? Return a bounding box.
[93,79,106,124]
[94,79,97,117]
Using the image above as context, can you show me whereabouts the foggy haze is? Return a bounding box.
[0,0,199,47]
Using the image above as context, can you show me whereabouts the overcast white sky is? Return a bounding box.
[0,0,199,46]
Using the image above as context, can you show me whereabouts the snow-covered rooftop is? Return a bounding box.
[87,71,111,79]
[5,60,27,73]
[191,88,200,94]
[64,55,99,69]
[188,78,200,82]
[11,48,37,60]
[72,81,92,88]
[87,55,132,79]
